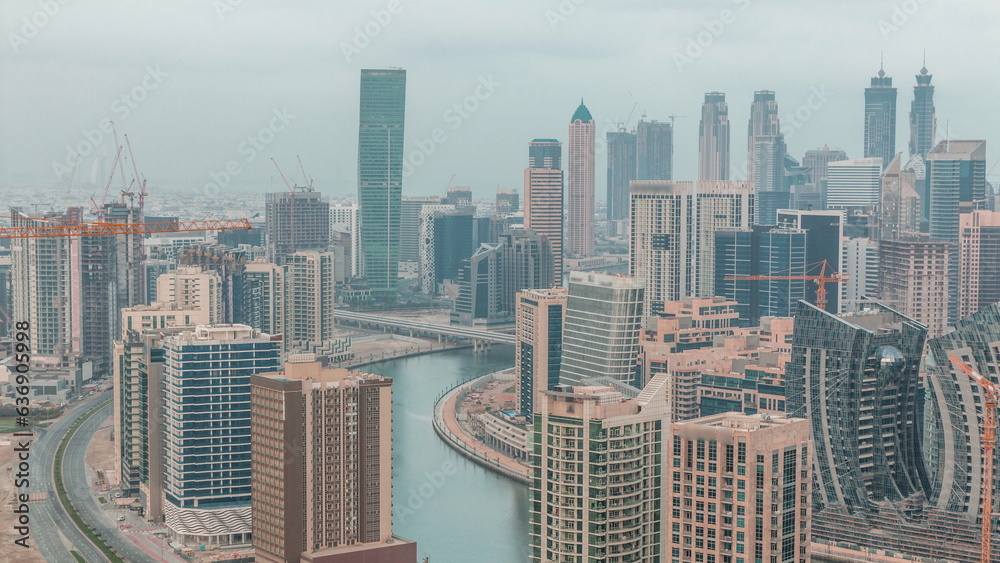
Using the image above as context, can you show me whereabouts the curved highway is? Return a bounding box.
[25,393,111,562]
[63,399,155,562]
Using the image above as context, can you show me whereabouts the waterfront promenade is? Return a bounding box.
[432,374,531,484]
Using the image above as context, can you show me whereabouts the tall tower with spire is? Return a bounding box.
[909,54,936,159]
[699,92,730,181]
[864,58,897,169]
[567,99,595,257]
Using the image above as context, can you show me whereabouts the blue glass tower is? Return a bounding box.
[358,69,406,301]
[161,325,281,546]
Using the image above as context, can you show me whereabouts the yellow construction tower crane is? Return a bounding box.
[949,355,998,563]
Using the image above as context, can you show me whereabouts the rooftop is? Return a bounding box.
[571,100,593,122]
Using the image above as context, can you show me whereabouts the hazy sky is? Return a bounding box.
[2,0,997,203]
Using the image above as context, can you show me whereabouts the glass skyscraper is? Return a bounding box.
[558,271,644,387]
[358,68,406,301]
[162,325,282,547]
[698,92,730,181]
[927,139,987,323]
[785,301,962,559]
[606,129,636,222]
[909,62,936,159]
[864,66,897,168]
[715,225,807,325]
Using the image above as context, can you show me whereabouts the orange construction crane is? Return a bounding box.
[949,355,998,563]
[724,259,848,312]
[0,218,251,239]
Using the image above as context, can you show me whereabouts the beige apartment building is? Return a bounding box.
[667,413,811,563]
[251,356,415,563]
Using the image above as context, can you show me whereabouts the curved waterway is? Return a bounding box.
[363,345,530,563]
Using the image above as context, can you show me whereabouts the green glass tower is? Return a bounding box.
[358,68,406,300]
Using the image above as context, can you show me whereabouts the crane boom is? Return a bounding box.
[949,355,998,563]
[0,218,251,239]
[723,259,848,311]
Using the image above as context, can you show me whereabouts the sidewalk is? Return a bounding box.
[432,376,530,483]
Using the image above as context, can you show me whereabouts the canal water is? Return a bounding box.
[363,345,530,563]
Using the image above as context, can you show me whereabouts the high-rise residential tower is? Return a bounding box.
[878,235,949,337]
[667,413,811,563]
[787,301,932,556]
[630,181,754,315]
[909,60,936,159]
[357,68,406,301]
[864,65,897,168]
[524,139,564,285]
[567,100,595,256]
[927,139,987,324]
[399,196,442,263]
[156,266,223,325]
[283,251,335,352]
[251,357,416,563]
[698,92,730,181]
[606,129,636,223]
[880,153,922,240]
[558,271,644,387]
[515,287,567,418]
[529,376,669,563]
[958,210,1000,320]
[499,228,554,309]
[162,325,282,546]
[635,119,673,181]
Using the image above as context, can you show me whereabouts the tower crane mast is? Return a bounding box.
[949,355,998,563]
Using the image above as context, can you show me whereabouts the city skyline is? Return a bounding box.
[7,3,1000,562]
[4,2,999,199]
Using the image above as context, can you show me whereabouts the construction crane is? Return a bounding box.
[724,259,848,312]
[949,355,998,563]
[0,218,251,239]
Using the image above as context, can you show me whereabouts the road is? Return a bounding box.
[335,310,516,344]
[24,392,112,562]
[65,398,160,562]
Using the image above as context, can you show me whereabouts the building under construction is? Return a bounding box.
[10,203,144,376]
[264,190,330,264]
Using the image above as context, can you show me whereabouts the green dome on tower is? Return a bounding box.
[571,98,592,122]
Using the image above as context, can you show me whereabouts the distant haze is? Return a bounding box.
[1,0,996,200]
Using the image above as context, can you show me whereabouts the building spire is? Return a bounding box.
[878,51,885,77]
[920,49,928,75]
